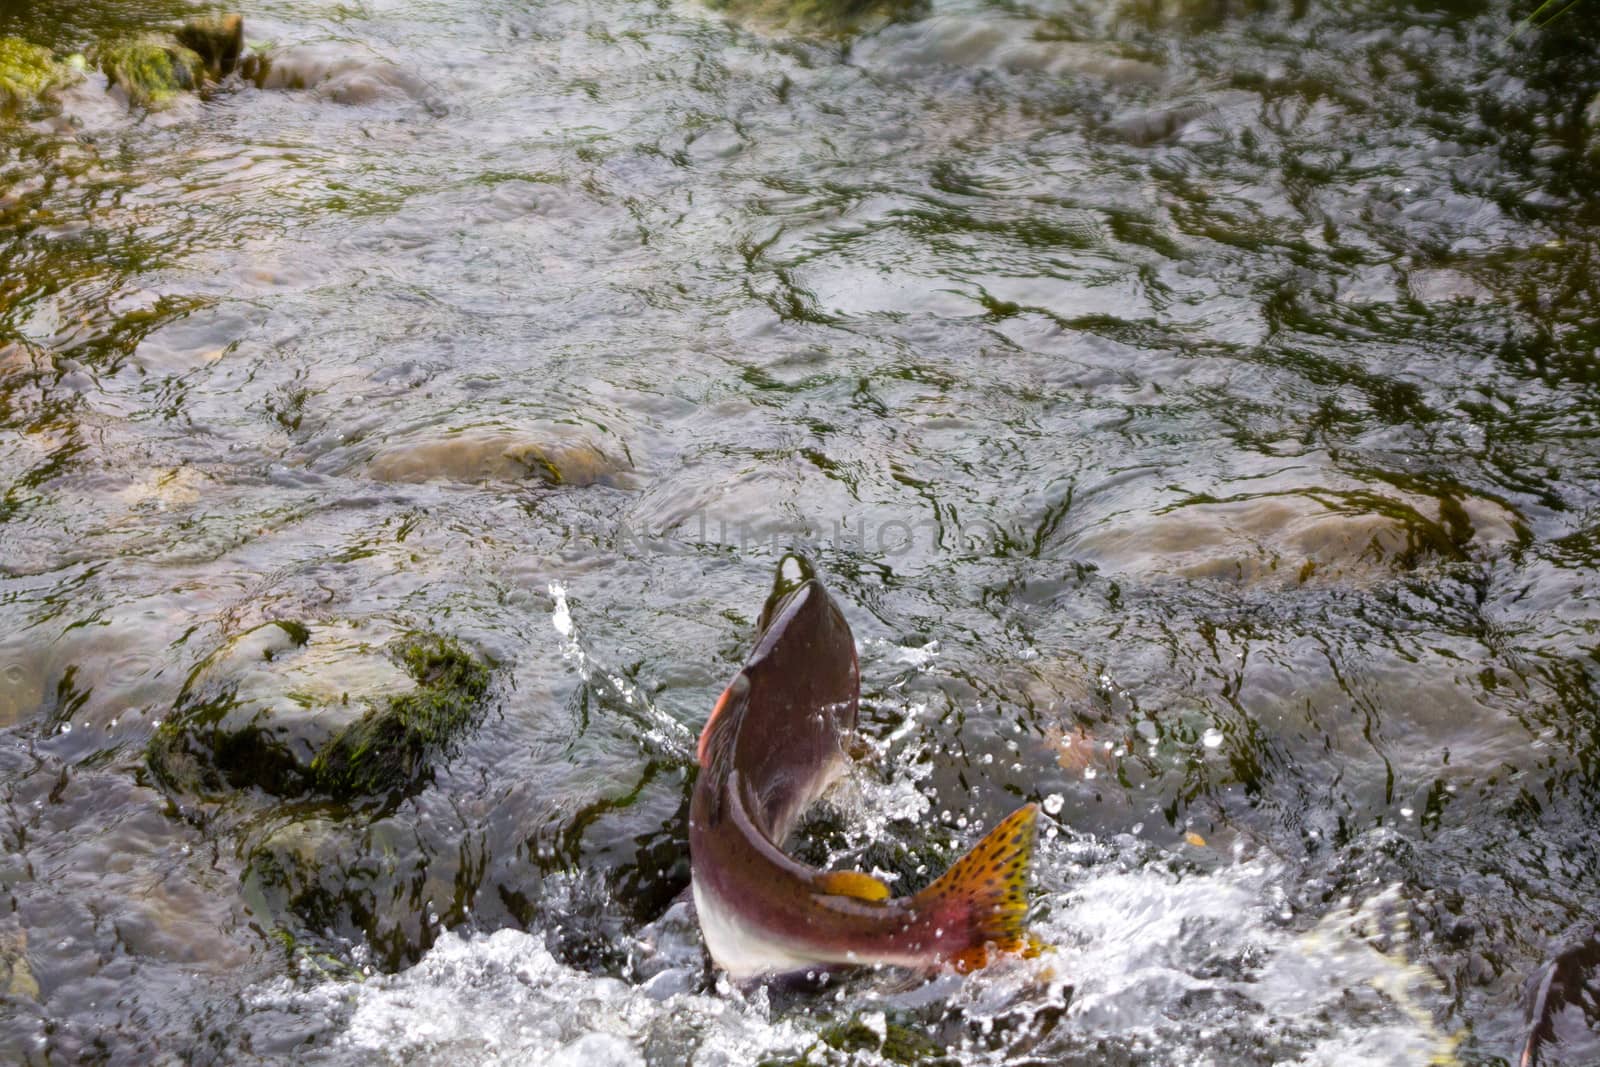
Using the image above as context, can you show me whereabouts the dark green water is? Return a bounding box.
[1,0,1598,1063]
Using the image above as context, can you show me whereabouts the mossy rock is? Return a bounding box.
[310,634,491,799]
[94,35,204,108]
[822,1015,953,1065]
[757,1014,955,1067]
[0,37,77,110]
[148,622,491,804]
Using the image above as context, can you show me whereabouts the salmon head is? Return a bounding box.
[695,553,859,843]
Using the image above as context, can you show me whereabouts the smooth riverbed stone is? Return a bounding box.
[1067,489,1523,586]
[366,430,633,488]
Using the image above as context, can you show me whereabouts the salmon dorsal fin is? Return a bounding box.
[815,870,891,902]
[911,803,1038,972]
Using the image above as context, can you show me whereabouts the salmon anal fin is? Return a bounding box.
[911,802,1039,971]
[815,870,891,902]
[952,946,989,973]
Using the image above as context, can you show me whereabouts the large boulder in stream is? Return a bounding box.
[89,15,242,109]
[93,35,206,108]
[148,620,492,804]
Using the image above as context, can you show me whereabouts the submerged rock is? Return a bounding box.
[1068,490,1523,586]
[242,812,467,972]
[0,921,39,1001]
[94,35,204,108]
[148,620,492,803]
[0,659,44,730]
[243,44,436,107]
[705,0,926,37]
[366,431,633,488]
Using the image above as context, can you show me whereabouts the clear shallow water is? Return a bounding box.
[1,0,1598,1062]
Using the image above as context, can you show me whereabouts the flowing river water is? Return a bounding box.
[2,0,1598,1063]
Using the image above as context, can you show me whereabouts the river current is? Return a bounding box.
[1,0,1598,1063]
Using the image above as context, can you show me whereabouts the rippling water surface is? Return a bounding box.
[1,0,1598,1062]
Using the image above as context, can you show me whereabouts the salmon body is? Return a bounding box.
[689,555,1038,982]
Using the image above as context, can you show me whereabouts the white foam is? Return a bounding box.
[244,845,1458,1066]
[264,928,815,1066]
[1022,857,1460,1065]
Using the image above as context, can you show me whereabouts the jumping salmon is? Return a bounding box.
[689,554,1038,982]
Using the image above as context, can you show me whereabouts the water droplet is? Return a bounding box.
[1202,728,1224,749]
[1084,767,1097,780]
[1042,793,1064,815]
[1400,807,1414,818]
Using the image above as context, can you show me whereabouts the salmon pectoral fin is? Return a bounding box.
[911,803,1039,971]
[698,675,748,769]
[815,870,891,902]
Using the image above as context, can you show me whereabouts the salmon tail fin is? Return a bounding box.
[910,802,1039,973]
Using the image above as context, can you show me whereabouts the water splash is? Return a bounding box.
[549,581,694,761]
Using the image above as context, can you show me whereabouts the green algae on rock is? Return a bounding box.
[0,37,77,111]
[756,1013,956,1067]
[310,634,491,800]
[148,622,492,804]
[94,35,204,108]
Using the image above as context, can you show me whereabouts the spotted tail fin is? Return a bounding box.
[910,803,1039,972]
